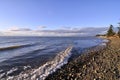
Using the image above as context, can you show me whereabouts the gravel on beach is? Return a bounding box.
[45,37,120,80]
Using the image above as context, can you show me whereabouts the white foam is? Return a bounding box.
[23,65,31,70]
[6,46,73,80]
[103,39,109,43]
[100,43,106,46]
[7,68,18,75]
[99,39,109,46]
[0,73,5,79]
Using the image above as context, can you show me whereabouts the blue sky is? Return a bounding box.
[0,0,119,36]
[0,0,120,31]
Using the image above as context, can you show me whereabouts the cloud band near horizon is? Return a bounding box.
[0,27,108,36]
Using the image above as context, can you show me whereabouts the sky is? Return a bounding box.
[0,0,120,36]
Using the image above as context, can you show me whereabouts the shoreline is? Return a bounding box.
[45,37,120,80]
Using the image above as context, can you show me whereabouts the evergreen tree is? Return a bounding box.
[117,27,120,38]
[107,25,115,37]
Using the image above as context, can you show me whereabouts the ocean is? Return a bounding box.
[0,36,106,80]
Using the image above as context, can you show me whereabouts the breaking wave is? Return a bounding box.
[4,46,73,80]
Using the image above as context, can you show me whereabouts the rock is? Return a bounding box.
[83,65,86,69]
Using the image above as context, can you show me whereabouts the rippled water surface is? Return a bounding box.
[0,36,104,79]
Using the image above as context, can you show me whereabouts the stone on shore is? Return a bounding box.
[45,37,120,80]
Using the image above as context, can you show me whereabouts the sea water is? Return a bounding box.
[0,36,105,80]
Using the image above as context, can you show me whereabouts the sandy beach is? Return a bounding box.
[46,37,120,80]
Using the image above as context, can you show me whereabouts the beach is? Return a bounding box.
[46,37,120,80]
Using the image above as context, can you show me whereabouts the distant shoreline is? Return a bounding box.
[45,36,120,80]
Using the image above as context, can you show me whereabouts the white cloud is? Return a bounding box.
[59,26,72,30]
[7,26,32,31]
[37,26,47,30]
[0,27,108,36]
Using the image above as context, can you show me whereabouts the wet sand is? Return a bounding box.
[46,37,120,80]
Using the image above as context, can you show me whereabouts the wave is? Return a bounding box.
[0,43,38,51]
[3,46,73,80]
[0,39,26,44]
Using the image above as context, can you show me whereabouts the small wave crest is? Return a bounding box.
[0,43,38,51]
[4,46,73,80]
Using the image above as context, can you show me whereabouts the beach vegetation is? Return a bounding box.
[117,27,120,38]
[107,25,115,37]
